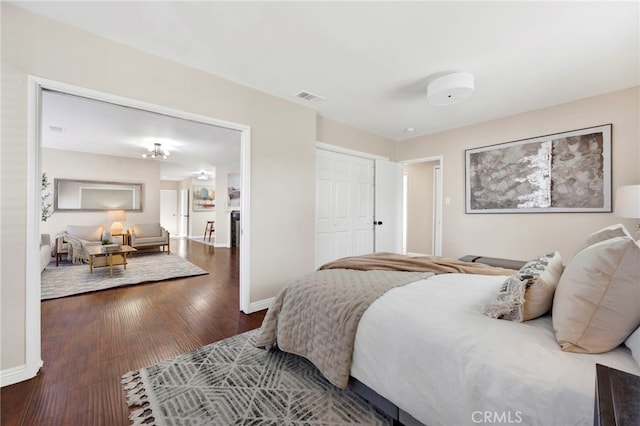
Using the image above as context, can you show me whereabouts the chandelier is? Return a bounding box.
[142,143,170,159]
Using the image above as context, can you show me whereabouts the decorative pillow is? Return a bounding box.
[572,223,630,256]
[133,223,162,238]
[66,225,103,242]
[552,236,640,353]
[626,327,640,367]
[482,252,563,322]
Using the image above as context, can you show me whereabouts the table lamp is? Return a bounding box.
[107,210,126,235]
[615,184,640,238]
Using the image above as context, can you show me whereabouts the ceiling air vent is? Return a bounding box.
[295,91,326,103]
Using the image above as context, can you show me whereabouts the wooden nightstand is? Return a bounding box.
[594,363,640,426]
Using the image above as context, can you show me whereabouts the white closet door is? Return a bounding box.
[374,159,403,253]
[160,189,178,236]
[315,149,374,268]
[353,157,375,255]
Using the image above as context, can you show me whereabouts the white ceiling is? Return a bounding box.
[41,90,241,181]
[19,1,640,176]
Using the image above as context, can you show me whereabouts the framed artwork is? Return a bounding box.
[465,124,612,213]
[193,185,215,211]
[228,173,240,208]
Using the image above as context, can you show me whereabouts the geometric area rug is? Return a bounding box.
[121,329,392,425]
[41,252,208,300]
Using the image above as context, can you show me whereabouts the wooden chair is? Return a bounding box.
[204,221,215,242]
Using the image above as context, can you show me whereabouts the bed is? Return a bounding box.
[256,225,640,426]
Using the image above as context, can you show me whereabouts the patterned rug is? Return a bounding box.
[121,330,392,425]
[41,252,207,300]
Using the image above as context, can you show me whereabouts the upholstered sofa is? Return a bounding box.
[41,234,52,271]
[128,223,170,253]
[55,225,104,265]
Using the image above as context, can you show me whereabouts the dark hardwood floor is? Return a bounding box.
[1,239,266,425]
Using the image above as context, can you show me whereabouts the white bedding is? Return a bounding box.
[351,273,640,426]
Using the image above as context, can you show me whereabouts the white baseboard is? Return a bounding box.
[247,297,274,313]
[1,362,40,387]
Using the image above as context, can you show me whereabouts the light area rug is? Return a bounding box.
[41,253,207,300]
[122,329,392,426]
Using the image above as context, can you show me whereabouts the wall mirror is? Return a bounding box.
[54,178,143,212]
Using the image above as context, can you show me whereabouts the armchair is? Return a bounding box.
[128,223,170,253]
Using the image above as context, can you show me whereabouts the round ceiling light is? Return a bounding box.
[427,72,474,106]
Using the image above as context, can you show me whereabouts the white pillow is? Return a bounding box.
[553,236,640,353]
[626,327,640,367]
[572,223,630,256]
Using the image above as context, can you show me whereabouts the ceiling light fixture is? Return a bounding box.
[427,72,475,106]
[142,142,170,159]
[197,172,209,181]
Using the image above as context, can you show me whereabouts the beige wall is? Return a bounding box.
[405,161,437,255]
[396,87,640,262]
[0,4,321,375]
[41,149,161,236]
[317,116,395,158]
[160,181,179,190]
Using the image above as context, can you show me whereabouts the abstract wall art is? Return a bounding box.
[465,124,611,213]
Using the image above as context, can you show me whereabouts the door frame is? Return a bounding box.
[400,155,444,256]
[179,188,190,237]
[25,76,253,380]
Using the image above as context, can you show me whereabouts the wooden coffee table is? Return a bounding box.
[86,244,137,277]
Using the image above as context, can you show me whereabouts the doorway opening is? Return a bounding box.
[31,78,252,311]
[26,76,254,379]
[401,156,443,256]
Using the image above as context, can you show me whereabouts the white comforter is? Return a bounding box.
[351,273,640,426]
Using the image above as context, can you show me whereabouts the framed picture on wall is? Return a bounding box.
[193,185,215,211]
[465,124,612,213]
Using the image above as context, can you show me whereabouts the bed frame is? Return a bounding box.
[348,255,526,426]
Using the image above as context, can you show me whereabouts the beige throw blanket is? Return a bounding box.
[256,253,516,389]
[319,252,517,275]
[55,232,87,264]
[255,269,433,388]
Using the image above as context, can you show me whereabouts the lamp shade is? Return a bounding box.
[615,185,640,219]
